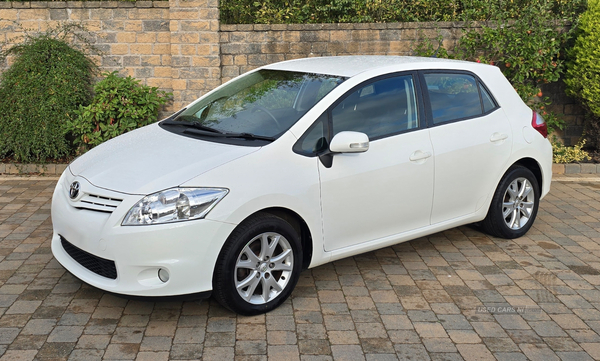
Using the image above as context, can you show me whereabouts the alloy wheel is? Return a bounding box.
[234,232,294,304]
[502,177,535,230]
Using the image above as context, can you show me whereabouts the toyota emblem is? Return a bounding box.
[69,181,80,200]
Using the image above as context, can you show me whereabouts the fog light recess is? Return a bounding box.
[158,268,170,283]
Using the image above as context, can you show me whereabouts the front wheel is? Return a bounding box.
[481,166,540,239]
[212,214,302,315]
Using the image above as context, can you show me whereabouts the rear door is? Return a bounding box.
[421,71,512,224]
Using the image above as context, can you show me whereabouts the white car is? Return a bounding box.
[51,56,552,315]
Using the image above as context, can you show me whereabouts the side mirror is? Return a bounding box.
[329,131,370,153]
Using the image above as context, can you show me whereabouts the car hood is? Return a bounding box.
[69,123,261,195]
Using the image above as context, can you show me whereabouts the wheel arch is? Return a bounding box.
[512,157,543,191]
[236,207,314,270]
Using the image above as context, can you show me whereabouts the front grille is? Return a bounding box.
[60,236,117,280]
[76,194,122,213]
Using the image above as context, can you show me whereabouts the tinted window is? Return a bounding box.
[293,113,329,156]
[331,75,419,140]
[424,73,483,124]
[480,85,496,113]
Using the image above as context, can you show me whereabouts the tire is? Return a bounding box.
[481,165,540,239]
[212,213,302,315]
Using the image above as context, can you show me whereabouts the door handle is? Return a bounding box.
[490,133,508,142]
[409,150,432,162]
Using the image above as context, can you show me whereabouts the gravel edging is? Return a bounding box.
[1,163,600,175]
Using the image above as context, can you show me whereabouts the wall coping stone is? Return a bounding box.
[219,21,491,32]
[0,1,168,9]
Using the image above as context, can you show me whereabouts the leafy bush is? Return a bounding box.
[0,27,95,162]
[565,0,600,148]
[552,138,591,163]
[221,0,585,24]
[414,0,583,134]
[68,72,172,152]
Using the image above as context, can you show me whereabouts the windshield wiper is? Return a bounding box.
[161,117,223,134]
[183,128,275,142]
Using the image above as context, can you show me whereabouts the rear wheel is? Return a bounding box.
[482,166,540,239]
[212,214,302,315]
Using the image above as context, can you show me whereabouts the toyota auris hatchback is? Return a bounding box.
[51,56,552,314]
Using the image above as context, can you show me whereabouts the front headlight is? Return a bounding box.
[122,187,229,226]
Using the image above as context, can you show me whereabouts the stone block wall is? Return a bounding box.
[0,3,585,142]
[219,22,462,83]
[0,0,220,110]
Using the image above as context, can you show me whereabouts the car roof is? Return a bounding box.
[262,56,480,77]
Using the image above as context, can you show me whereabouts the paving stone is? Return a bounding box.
[9,334,46,350]
[169,343,203,360]
[413,322,448,338]
[298,339,331,355]
[456,344,495,361]
[0,350,38,361]
[110,327,145,344]
[529,320,568,337]
[36,341,76,358]
[5,300,41,314]
[268,345,300,361]
[331,344,365,361]
[422,337,457,353]
[328,330,359,345]
[494,352,528,361]
[394,343,430,360]
[235,340,267,355]
[483,337,520,352]
[447,329,482,344]
[103,343,139,360]
[494,314,531,330]
[20,318,56,335]
[365,354,398,361]
[0,328,22,344]
[75,334,111,349]
[67,348,104,361]
[519,343,560,361]
[555,351,594,361]
[139,336,172,351]
[205,331,235,347]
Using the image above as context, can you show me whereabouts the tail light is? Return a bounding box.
[532,111,547,138]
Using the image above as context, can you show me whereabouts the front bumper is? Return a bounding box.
[51,170,236,297]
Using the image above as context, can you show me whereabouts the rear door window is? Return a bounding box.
[423,72,497,125]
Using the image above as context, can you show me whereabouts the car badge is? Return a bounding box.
[69,181,80,200]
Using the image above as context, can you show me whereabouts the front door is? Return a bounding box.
[317,74,435,251]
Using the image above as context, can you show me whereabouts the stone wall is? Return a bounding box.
[0,0,220,110]
[0,2,585,144]
[219,22,461,83]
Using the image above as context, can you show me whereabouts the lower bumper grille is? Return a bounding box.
[60,236,117,280]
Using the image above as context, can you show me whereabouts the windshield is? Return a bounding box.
[169,70,346,139]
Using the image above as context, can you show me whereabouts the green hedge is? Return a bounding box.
[565,0,600,148]
[221,0,585,24]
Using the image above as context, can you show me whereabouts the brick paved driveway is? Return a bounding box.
[1,177,600,361]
